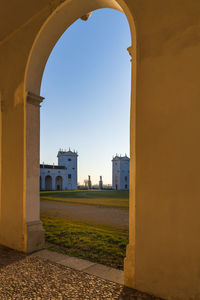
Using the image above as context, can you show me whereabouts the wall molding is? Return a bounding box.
[26,92,44,107]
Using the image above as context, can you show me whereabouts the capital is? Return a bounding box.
[80,12,92,21]
[127,45,134,61]
[26,92,44,107]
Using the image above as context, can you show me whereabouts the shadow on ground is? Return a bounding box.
[118,286,163,299]
[0,245,27,268]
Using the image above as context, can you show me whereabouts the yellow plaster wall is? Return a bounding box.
[0,43,26,250]
[0,2,52,251]
[130,1,200,298]
[135,45,200,299]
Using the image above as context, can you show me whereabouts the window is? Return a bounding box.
[68,174,72,179]
[125,184,128,189]
[68,158,71,161]
[125,176,127,181]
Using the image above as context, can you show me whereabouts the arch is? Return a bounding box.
[24,0,136,94]
[45,175,52,190]
[24,0,136,288]
[56,176,63,191]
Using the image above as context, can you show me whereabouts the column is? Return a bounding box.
[52,174,56,191]
[124,45,136,287]
[26,92,45,252]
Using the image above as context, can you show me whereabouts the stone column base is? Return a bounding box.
[124,243,135,288]
[26,220,45,253]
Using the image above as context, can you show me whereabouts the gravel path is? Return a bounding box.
[41,200,129,228]
[0,246,162,299]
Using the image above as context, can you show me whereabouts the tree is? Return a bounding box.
[84,179,88,187]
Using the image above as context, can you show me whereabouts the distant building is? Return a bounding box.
[40,149,78,190]
[112,155,129,190]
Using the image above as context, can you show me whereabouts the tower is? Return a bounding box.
[57,148,78,190]
[112,154,129,190]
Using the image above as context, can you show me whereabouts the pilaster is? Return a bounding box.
[124,44,136,288]
[25,91,45,252]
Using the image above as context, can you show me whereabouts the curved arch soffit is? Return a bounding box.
[24,0,136,95]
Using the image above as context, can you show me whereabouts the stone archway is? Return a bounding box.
[24,0,136,288]
[45,175,52,190]
[24,0,136,95]
[1,0,200,298]
[56,176,63,191]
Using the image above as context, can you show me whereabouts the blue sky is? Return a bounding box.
[40,8,131,185]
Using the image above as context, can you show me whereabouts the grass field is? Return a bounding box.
[40,190,129,209]
[41,190,129,269]
[41,190,129,199]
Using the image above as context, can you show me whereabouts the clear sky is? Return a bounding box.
[40,8,131,185]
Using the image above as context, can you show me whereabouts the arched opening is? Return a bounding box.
[56,176,63,190]
[45,175,52,191]
[24,0,136,95]
[24,0,136,287]
[40,8,131,268]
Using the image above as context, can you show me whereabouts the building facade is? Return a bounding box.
[112,155,129,190]
[40,149,78,190]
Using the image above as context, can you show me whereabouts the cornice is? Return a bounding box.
[26,92,44,107]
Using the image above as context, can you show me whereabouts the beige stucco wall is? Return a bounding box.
[0,0,200,299]
[0,0,51,251]
[131,2,200,299]
[135,46,200,299]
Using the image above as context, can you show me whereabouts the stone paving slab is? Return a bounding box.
[32,249,123,284]
[31,249,70,263]
[84,263,124,284]
[32,250,96,270]
[59,256,95,271]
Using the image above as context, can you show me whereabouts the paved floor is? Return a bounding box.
[0,245,163,299]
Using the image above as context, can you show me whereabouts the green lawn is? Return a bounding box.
[40,190,129,209]
[41,190,129,269]
[41,215,128,270]
[40,190,129,199]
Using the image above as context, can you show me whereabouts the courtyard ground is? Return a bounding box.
[40,190,129,269]
[0,245,163,299]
